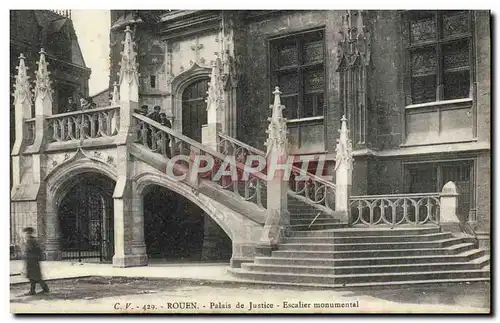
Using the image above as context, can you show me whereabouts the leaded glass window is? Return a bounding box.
[270,29,325,120]
[404,11,473,104]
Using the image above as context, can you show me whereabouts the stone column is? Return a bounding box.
[10,54,37,258]
[202,56,224,151]
[335,115,353,223]
[14,49,57,259]
[112,26,147,267]
[116,25,139,143]
[11,54,33,184]
[112,160,148,267]
[257,87,290,256]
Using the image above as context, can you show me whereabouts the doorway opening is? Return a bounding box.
[181,78,209,142]
[143,185,232,263]
[57,172,115,262]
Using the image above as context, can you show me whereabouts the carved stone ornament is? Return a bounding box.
[264,87,289,157]
[334,115,353,171]
[118,26,140,86]
[337,10,371,69]
[13,53,32,106]
[110,81,120,105]
[45,148,117,179]
[34,48,53,101]
[205,54,225,112]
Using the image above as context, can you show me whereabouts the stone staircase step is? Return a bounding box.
[289,212,328,218]
[271,243,476,258]
[471,255,491,268]
[229,268,490,285]
[289,218,337,225]
[278,237,475,251]
[284,232,454,244]
[254,249,487,267]
[289,223,347,231]
[242,259,489,275]
[286,226,440,237]
[228,267,490,288]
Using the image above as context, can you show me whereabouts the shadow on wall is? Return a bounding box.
[143,185,232,262]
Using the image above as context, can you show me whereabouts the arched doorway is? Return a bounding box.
[57,172,115,262]
[182,78,209,142]
[143,185,232,263]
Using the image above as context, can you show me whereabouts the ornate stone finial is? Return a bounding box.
[13,53,32,106]
[272,86,282,108]
[205,56,224,114]
[34,48,53,101]
[337,10,371,68]
[335,115,353,170]
[264,86,288,157]
[118,25,139,86]
[111,81,120,105]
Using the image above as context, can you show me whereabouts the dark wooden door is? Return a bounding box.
[182,79,209,142]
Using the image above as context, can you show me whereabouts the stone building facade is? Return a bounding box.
[9,10,91,149]
[9,10,91,257]
[108,10,491,248]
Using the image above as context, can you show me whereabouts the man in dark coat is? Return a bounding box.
[66,96,78,113]
[147,105,162,123]
[23,227,49,295]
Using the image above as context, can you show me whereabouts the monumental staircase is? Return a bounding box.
[10,26,489,287]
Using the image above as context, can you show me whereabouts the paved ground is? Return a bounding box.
[10,261,490,314]
[10,260,237,285]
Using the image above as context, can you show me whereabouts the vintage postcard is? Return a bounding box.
[9,9,491,314]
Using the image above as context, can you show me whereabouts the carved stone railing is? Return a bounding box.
[217,133,335,212]
[25,118,36,146]
[45,106,120,143]
[350,193,441,227]
[133,113,267,209]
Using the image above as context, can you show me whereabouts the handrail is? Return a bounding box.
[217,132,335,188]
[133,113,267,182]
[351,192,441,199]
[46,105,120,119]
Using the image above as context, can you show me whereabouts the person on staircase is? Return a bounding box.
[147,105,162,123]
[159,112,172,157]
[66,96,78,113]
[79,96,97,138]
[22,227,49,296]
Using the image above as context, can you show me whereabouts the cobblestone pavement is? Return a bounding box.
[10,277,490,314]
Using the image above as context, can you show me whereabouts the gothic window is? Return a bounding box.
[403,11,473,105]
[270,29,325,120]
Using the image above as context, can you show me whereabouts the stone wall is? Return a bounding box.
[243,11,343,153]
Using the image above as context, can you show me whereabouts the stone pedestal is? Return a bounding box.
[334,115,353,224]
[335,164,352,223]
[202,123,221,152]
[439,181,463,236]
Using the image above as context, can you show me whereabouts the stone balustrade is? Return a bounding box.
[350,192,441,226]
[45,106,120,143]
[133,113,267,210]
[217,132,336,213]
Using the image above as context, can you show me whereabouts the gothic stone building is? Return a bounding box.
[9,10,490,271]
[9,10,91,154]
[108,10,491,250]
